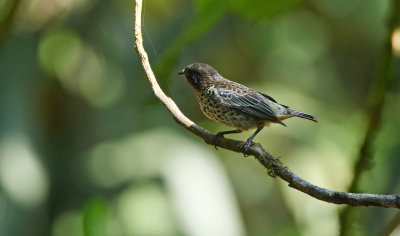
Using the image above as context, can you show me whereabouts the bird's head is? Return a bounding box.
[178,63,219,91]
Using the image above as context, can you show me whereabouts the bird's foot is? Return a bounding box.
[241,140,253,157]
[212,132,225,150]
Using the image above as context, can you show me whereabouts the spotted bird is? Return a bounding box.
[179,63,317,154]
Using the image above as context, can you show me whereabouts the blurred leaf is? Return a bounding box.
[78,53,126,109]
[0,0,20,48]
[83,198,110,236]
[116,183,178,236]
[230,0,304,20]
[195,0,226,12]
[310,0,362,19]
[52,211,84,236]
[38,28,82,80]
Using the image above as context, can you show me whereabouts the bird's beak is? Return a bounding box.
[178,69,185,76]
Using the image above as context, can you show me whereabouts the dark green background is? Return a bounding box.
[0,0,399,235]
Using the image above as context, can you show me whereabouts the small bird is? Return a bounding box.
[179,63,317,154]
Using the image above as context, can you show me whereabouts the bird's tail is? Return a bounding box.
[287,108,317,122]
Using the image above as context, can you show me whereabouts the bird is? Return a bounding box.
[178,63,317,155]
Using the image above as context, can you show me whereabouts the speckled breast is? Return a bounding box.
[196,90,262,131]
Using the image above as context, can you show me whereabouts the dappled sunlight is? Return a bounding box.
[163,140,245,236]
[392,27,400,56]
[278,139,352,235]
[52,211,84,236]
[87,128,245,235]
[38,28,83,87]
[116,184,177,236]
[86,132,162,188]
[15,0,96,31]
[38,27,126,108]
[0,134,48,207]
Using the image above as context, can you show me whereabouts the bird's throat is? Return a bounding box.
[186,77,201,91]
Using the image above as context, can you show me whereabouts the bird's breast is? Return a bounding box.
[196,90,262,131]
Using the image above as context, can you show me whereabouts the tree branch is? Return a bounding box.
[133,0,400,208]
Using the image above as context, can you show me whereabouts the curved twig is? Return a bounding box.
[133,0,400,208]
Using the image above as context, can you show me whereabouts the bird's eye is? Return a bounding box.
[191,74,198,83]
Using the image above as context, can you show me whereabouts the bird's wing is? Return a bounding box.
[258,91,288,108]
[258,91,277,103]
[212,86,285,125]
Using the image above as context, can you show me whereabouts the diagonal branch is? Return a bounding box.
[133,0,400,208]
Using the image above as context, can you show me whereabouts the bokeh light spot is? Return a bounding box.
[38,28,83,90]
[52,211,84,236]
[0,134,49,207]
[78,55,125,109]
[116,184,177,236]
[392,28,400,57]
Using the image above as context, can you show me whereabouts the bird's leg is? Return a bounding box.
[213,130,241,150]
[242,126,264,156]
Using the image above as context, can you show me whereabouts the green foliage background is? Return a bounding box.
[0,0,399,235]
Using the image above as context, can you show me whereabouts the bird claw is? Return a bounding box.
[241,140,252,156]
[212,133,224,150]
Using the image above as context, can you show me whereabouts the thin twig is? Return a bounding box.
[134,0,400,208]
